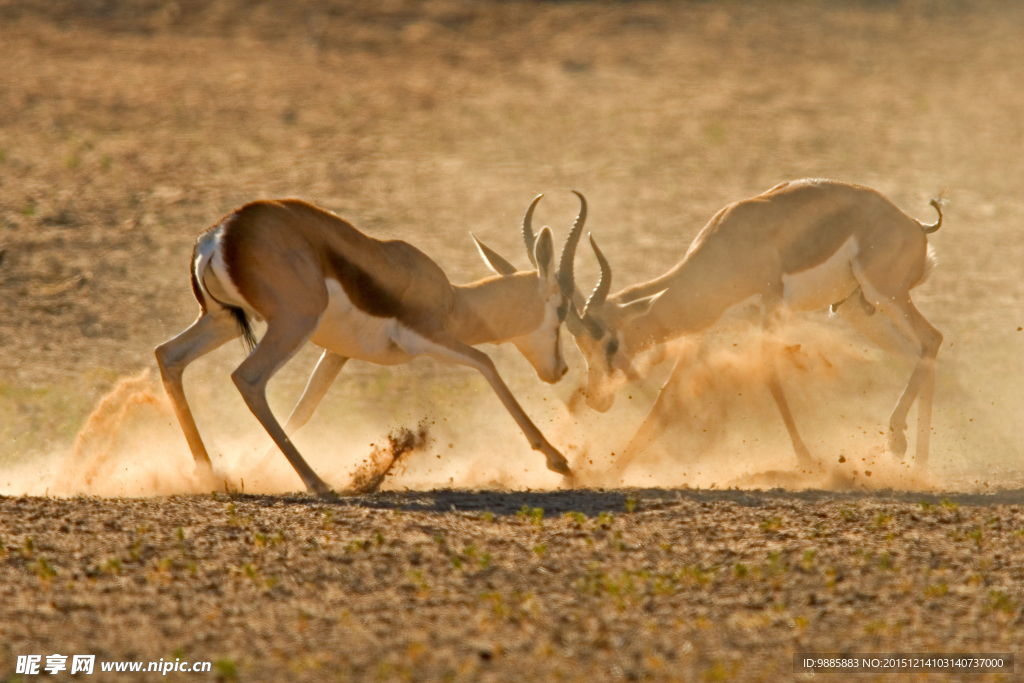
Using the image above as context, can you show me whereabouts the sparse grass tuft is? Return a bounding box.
[213,658,238,681]
[34,557,57,581]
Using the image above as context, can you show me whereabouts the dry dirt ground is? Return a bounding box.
[3,0,1024,680]
[2,489,1024,682]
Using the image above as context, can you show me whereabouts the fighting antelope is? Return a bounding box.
[566,179,943,476]
[155,193,586,495]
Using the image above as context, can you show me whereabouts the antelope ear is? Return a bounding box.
[618,291,663,318]
[534,226,556,281]
[471,233,517,276]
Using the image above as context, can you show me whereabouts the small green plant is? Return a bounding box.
[321,509,334,525]
[374,530,385,546]
[597,512,614,529]
[23,537,34,557]
[875,511,893,528]
[213,657,238,681]
[969,528,983,548]
[518,505,544,527]
[175,527,185,542]
[987,590,1016,614]
[564,511,586,527]
[924,582,948,598]
[533,544,547,556]
[864,619,886,635]
[128,537,143,562]
[408,569,429,592]
[734,563,748,578]
[450,555,463,570]
[759,516,782,532]
[479,552,492,570]
[800,549,816,570]
[878,553,894,571]
[34,557,57,581]
[764,551,787,576]
[940,498,959,511]
[839,508,855,522]
[918,500,933,511]
[481,511,495,523]
[625,495,638,513]
[105,557,123,574]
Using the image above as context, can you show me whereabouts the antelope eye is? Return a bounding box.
[606,338,619,356]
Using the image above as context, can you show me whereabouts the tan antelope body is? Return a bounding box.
[567,179,943,476]
[156,196,585,495]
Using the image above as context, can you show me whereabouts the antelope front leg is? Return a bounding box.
[426,339,572,478]
[761,303,815,469]
[250,350,348,478]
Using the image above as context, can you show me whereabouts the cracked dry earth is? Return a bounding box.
[1,488,1021,682]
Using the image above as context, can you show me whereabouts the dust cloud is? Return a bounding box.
[3,305,1020,499]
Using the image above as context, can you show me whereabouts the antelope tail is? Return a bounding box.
[921,198,943,234]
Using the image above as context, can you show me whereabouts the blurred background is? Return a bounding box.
[1,0,1023,491]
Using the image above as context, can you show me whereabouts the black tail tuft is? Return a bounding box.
[227,305,257,354]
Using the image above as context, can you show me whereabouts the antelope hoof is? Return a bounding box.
[192,462,221,489]
[888,427,908,460]
[305,477,336,498]
[793,444,814,470]
[546,454,573,477]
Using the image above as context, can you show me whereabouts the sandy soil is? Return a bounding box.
[3,0,1024,680]
[1,489,1022,682]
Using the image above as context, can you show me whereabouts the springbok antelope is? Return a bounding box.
[155,194,586,496]
[565,179,943,476]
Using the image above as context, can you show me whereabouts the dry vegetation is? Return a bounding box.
[3,0,1024,680]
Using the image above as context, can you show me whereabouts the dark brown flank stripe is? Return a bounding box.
[325,249,405,319]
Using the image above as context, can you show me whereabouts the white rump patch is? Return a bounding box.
[195,222,249,310]
[915,243,937,288]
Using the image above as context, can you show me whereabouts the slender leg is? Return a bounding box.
[250,350,348,476]
[155,312,239,480]
[882,298,941,465]
[231,315,334,495]
[760,304,815,469]
[764,364,814,468]
[418,336,571,477]
[606,354,688,482]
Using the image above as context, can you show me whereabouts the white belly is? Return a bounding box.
[311,279,415,365]
[781,236,859,311]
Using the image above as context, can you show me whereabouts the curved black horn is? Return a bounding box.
[522,194,543,266]
[557,190,587,301]
[584,233,612,315]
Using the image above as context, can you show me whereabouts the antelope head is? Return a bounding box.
[470,192,588,384]
[564,236,662,411]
